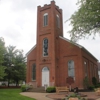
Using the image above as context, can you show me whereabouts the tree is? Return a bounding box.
[68,0,100,41]
[0,37,6,79]
[4,45,18,86]
[12,50,26,86]
[4,45,26,86]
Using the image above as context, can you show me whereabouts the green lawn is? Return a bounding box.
[0,89,36,100]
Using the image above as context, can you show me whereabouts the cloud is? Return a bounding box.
[1,27,20,39]
[0,0,100,61]
[0,0,37,53]
[11,0,36,11]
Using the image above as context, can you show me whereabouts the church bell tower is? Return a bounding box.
[36,1,63,87]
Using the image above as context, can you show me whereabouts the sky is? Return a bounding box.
[0,0,100,61]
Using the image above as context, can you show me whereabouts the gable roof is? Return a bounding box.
[26,45,36,57]
[59,36,82,48]
[59,36,98,61]
[26,36,98,61]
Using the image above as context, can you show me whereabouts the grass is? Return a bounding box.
[0,89,36,100]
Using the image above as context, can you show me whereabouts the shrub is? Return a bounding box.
[21,85,27,92]
[1,83,6,86]
[95,84,100,88]
[88,85,95,90]
[68,93,80,98]
[96,83,100,87]
[92,77,97,86]
[63,93,86,100]
[83,76,89,89]
[97,83,100,86]
[46,87,56,93]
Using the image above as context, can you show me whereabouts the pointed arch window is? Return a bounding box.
[43,38,48,56]
[43,13,48,26]
[68,60,75,80]
[32,63,36,80]
[56,15,60,28]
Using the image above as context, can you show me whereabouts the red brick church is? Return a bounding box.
[26,1,98,89]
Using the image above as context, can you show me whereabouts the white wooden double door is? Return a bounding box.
[42,67,49,87]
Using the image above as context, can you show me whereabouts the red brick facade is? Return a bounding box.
[26,1,98,89]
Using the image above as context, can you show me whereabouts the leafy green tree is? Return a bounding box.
[68,0,100,41]
[4,45,26,86]
[12,50,26,86]
[0,37,6,79]
[4,45,18,86]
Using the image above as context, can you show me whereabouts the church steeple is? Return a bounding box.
[36,1,63,86]
[37,0,63,37]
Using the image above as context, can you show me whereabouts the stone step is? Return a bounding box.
[27,87,46,93]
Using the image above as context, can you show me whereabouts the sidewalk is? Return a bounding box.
[20,92,100,100]
[20,92,53,100]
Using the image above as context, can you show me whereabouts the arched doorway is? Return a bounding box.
[42,67,49,87]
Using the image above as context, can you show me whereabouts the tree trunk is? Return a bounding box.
[16,80,19,86]
[8,79,10,87]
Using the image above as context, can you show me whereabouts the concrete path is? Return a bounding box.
[20,92,53,100]
[20,92,100,100]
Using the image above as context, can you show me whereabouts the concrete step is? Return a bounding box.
[27,87,46,93]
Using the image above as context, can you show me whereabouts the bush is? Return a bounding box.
[83,76,89,89]
[95,84,100,88]
[67,93,81,99]
[88,85,95,90]
[92,77,97,86]
[96,83,100,87]
[21,85,27,92]
[63,93,86,100]
[1,83,6,86]
[46,87,56,93]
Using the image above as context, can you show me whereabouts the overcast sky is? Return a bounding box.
[0,0,100,61]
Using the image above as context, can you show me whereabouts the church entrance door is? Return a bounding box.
[42,67,49,87]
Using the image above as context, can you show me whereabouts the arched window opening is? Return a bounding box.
[43,38,48,56]
[32,63,36,80]
[68,60,75,80]
[43,13,48,26]
[42,67,49,72]
[56,15,60,28]
[84,61,88,77]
